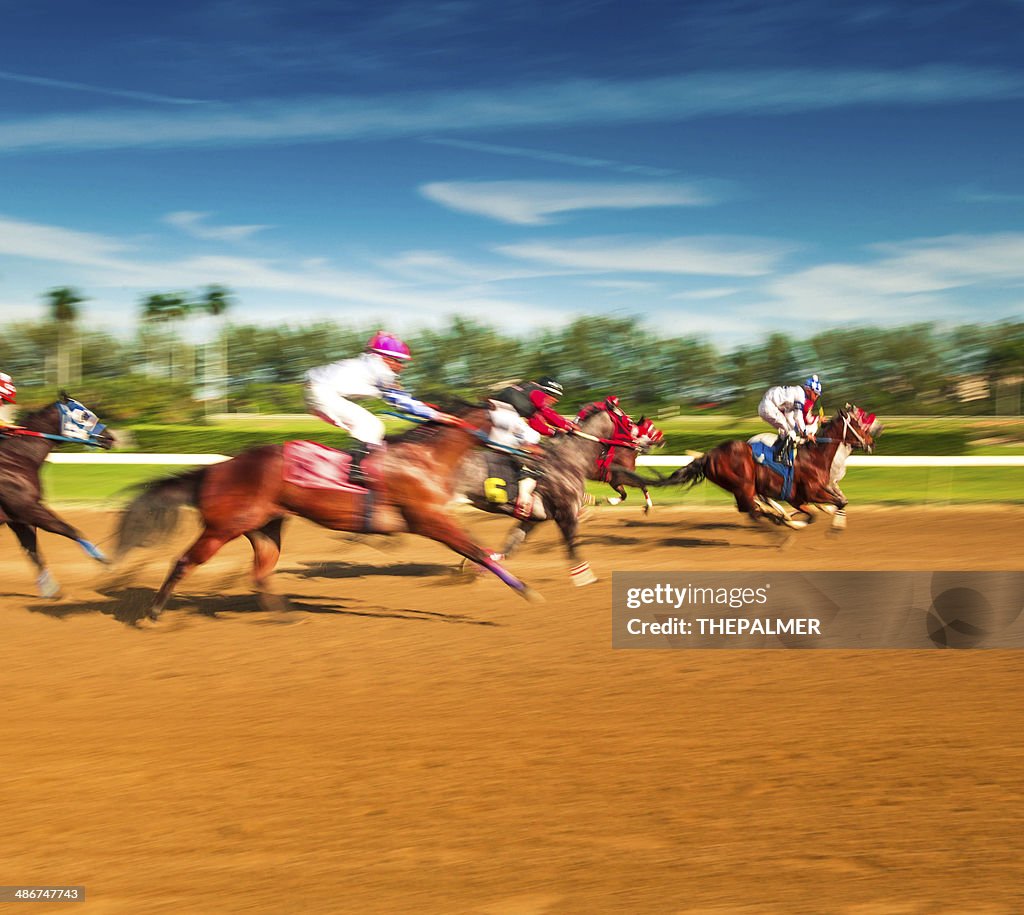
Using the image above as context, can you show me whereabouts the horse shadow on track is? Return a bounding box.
[26,585,497,629]
[294,561,453,581]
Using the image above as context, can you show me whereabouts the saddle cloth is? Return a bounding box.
[283,440,367,492]
[748,438,795,502]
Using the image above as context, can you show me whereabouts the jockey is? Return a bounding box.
[489,376,575,518]
[0,372,16,427]
[757,374,822,466]
[305,331,450,479]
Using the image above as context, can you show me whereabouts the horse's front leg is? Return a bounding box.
[402,505,539,601]
[4,499,108,563]
[8,522,60,598]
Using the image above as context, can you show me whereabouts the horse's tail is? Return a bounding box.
[115,467,207,557]
[660,454,709,489]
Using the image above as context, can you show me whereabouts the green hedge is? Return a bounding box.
[657,429,970,456]
[119,424,970,456]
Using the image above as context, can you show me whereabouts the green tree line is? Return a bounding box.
[2,287,1023,421]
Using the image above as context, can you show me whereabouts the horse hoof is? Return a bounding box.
[522,587,545,603]
[570,562,598,587]
[37,572,61,600]
[259,592,291,614]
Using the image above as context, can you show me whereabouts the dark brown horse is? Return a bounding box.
[662,405,880,532]
[1,394,115,597]
[115,404,538,619]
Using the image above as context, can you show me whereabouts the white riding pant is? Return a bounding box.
[305,383,385,445]
[488,402,541,449]
[757,401,798,439]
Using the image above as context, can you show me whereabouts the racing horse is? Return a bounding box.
[454,405,629,586]
[661,405,880,532]
[576,399,665,513]
[115,403,539,619]
[0,393,115,597]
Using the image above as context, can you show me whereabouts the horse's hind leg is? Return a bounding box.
[8,523,60,598]
[552,507,596,586]
[149,528,235,620]
[244,517,289,612]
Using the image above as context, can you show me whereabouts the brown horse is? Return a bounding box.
[662,405,880,532]
[1,394,115,597]
[575,403,665,513]
[115,404,538,619]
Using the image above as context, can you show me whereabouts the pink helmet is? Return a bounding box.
[0,372,16,404]
[367,330,411,361]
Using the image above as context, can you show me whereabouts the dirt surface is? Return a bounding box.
[2,505,1023,914]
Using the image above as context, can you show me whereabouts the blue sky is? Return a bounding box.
[1,0,1022,345]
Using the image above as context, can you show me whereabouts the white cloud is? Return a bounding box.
[670,287,740,299]
[0,215,130,267]
[497,236,795,276]
[163,211,271,242]
[420,180,718,225]
[0,65,1020,151]
[765,232,1024,322]
[420,137,676,177]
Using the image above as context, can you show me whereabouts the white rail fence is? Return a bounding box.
[46,453,1024,468]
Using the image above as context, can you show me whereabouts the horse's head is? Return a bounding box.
[56,392,115,449]
[826,404,880,453]
[633,416,665,453]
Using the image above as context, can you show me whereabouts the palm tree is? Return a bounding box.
[198,285,233,413]
[140,293,189,379]
[45,286,87,386]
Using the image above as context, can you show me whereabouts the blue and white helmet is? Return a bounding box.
[804,374,822,396]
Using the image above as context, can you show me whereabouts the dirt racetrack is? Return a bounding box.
[1,504,1023,914]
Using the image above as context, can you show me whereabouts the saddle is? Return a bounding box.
[748,437,796,502]
[283,440,369,492]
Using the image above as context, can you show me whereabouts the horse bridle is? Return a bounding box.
[817,411,871,450]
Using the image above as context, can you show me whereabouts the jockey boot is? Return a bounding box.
[513,475,537,519]
[350,442,384,485]
[773,435,794,467]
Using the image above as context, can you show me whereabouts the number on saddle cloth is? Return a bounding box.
[481,451,520,505]
[283,440,367,492]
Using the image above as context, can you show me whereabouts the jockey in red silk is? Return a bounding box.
[0,372,16,427]
[576,395,637,482]
[489,377,574,518]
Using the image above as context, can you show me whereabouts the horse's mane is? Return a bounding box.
[17,399,58,430]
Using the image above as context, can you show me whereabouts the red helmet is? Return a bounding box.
[0,372,16,404]
[604,395,623,415]
[367,331,411,361]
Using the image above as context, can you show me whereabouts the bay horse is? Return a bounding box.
[576,400,665,513]
[454,406,628,586]
[0,393,115,597]
[115,404,538,619]
[661,405,879,532]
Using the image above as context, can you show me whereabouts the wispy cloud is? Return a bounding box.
[0,68,209,106]
[765,232,1024,321]
[0,215,131,266]
[497,236,795,276]
[420,180,720,225]
[1,65,1021,152]
[955,184,1024,205]
[671,287,741,299]
[163,211,271,242]
[420,137,675,177]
